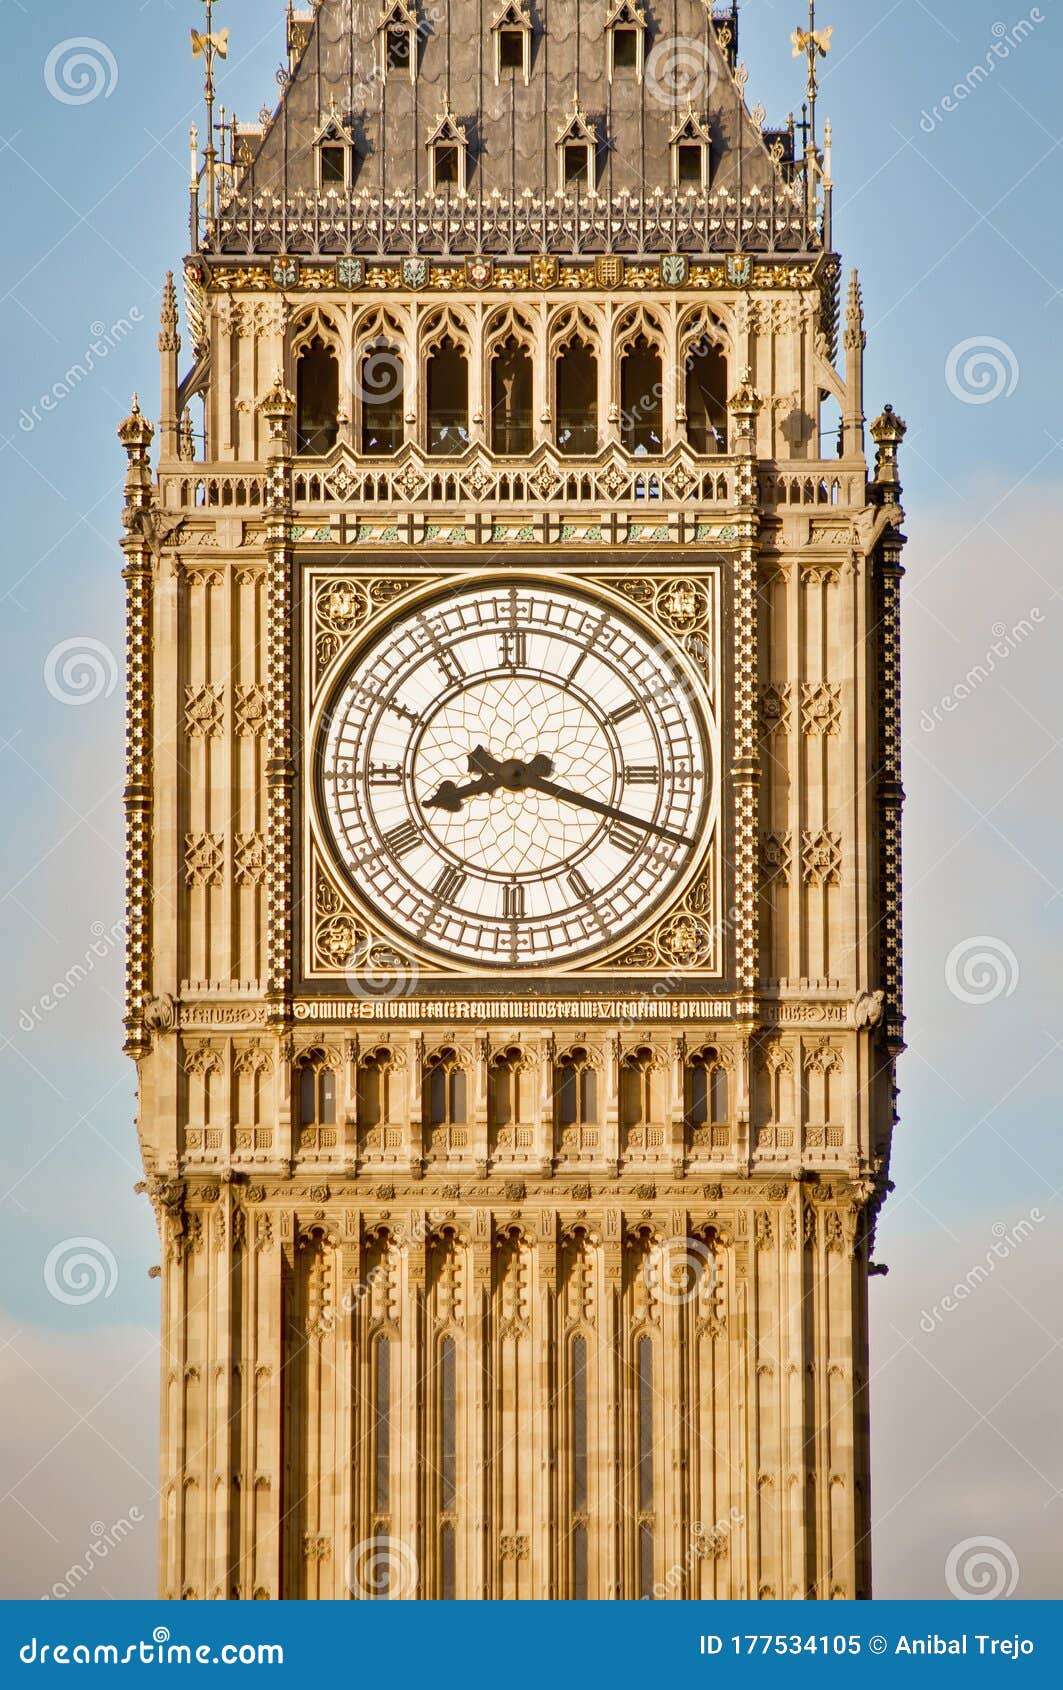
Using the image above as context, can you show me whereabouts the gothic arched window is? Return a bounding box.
[556,1047,598,1128]
[357,1046,394,1128]
[426,339,469,456]
[492,2,533,83]
[373,1334,392,1518]
[359,341,404,456]
[687,1047,730,1127]
[607,2,647,80]
[685,337,728,455]
[490,339,533,455]
[620,336,663,455]
[425,1047,467,1127]
[377,2,418,81]
[620,1046,656,1128]
[555,339,598,455]
[295,1051,336,1127]
[636,1334,655,1596]
[670,111,712,190]
[427,98,470,194]
[489,1045,525,1127]
[439,1331,458,1598]
[556,107,597,194]
[570,1333,589,1599]
[295,337,339,456]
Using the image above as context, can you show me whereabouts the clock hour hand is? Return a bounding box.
[469,746,554,787]
[423,771,499,813]
[423,747,554,814]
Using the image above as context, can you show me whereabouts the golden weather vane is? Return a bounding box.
[791,1,832,151]
[191,1,230,223]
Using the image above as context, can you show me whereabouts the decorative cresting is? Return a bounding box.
[129,0,905,1609]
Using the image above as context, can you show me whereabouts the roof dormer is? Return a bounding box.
[314,104,357,191]
[426,96,470,194]
[670,108,712,190]
[491,2,533,85]
[376,0,420,82]
[556,104,599,195]
[606,1,647,81]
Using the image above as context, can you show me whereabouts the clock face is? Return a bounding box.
[317,580,715,970]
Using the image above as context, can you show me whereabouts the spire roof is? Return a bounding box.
[239,0,786,206]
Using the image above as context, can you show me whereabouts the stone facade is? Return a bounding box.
[119,0,906,1600]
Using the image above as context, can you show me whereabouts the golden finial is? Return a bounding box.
[191,1,230,224]
[791,2,832,149]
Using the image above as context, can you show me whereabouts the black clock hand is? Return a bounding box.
[520,773,694,848]
[469,747,554,787]
[424,774,500,811]
[426,748,689,847]
[423,748,554,813]
[423,770,501,813]
[469,749,693,848]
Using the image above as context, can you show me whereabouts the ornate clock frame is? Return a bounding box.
[298,558,726,992]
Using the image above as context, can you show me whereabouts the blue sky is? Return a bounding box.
[1,0,1061,1599]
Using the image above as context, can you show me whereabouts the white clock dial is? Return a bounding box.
[317,580,715,969]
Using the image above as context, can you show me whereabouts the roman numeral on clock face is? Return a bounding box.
[435,647,464,685]
[432,864,467,903]
[607,698,641,726]
[623,765,659,785]
[568,868,593,902]
[369,762,403,786]
[500,630,527,667]
[502,883,526,920]
[610,822,643,855]
[383,820,421,858]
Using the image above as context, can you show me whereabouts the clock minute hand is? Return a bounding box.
[519,770,694,849]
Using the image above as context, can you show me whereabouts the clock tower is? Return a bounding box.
[120,0,907,1600]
